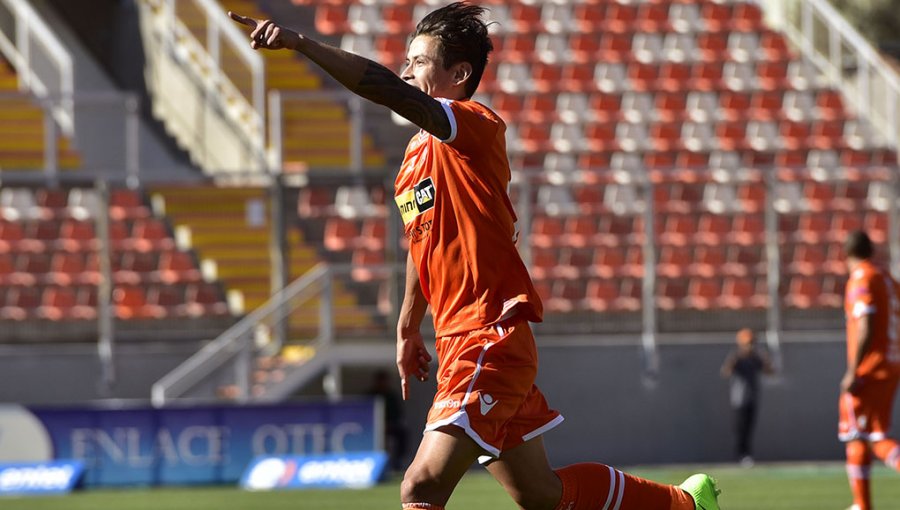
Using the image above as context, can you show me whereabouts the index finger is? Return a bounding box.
[400,376,409,401]
[228,11,256,28]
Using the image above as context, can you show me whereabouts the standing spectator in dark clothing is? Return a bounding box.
[721,328,774,467]
[370,369,408,472]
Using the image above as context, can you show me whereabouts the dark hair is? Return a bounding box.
[413,2,493,98]
[845,230,874,260]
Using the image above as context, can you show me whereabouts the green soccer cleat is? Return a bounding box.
[679,473,722,510]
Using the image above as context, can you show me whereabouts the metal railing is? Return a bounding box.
[0,92,142,186]
[759,0,900,150]
[141,0,266,172]
[151,262,405,406]
[0,0,74,135]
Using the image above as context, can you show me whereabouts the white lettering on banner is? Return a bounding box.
[252,423,362,455]
[330,423,363,453]
[0,465,74,491]
[69,427,228,467]
[298,458,376,487]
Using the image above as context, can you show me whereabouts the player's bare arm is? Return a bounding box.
[229,12,452,140]
[843,314,873,394]
[397,251,431,400]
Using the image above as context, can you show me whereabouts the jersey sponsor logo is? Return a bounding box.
[478,393,498,415]
[433,398,461,410]
[396,177,436,225]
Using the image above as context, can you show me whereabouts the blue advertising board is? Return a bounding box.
[240,452,388,490]
[0,400,381,487]
[0,460,84,495]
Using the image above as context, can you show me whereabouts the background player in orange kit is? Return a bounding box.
[840,230,900,510]
[230,3,720,509]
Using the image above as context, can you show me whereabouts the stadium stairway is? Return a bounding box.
[150,185,375,337]
[0,57,81,171]
[173,0,387,171]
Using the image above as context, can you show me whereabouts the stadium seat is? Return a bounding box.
[351,248,389,282]
[787,243,828,276]
[572,3,606,33]
[34,188,68,218]
[37,286,96,321]
[324,217,362,252]
[684,278,723,310]
[690,244,728,278]
[719,276,767,309]
[109,189,150,221]
[531,214,565,248]
[57,218,97,252]
[692,213,729,246]
[658,245,692,277]
[729,214,765,245]
[157,250,201,284]
[315,5,350,35]
[67,188,103,220]
[182,282,229,317]
[146,284,186,315]
[550,246,587,280]
[657,277,688,310]
[0,286,41,320]
[546,279,585,313]
[0,188,40,221]
[783,276,823,309]
[585,278,640,312]
[131,218,175,252]
[670,3,702,34]
[298,187,336,218]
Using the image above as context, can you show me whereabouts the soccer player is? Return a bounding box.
[840,230,900,510]
[231,4,721,509]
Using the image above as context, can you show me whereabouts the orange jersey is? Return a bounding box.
[844,260,900,379]
[394,99,541,337]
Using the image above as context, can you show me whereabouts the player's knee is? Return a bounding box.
[400,466,447,505]
[504,480,559,510]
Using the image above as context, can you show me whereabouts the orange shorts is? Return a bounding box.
[425,318,563,461]
[839,376,900,442]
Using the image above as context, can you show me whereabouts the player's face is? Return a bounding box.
[402,35,458,99]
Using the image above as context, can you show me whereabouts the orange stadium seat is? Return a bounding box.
[684,278,723,310]
[184,283,229,316]
[1,286,41,320]
[719,276,767,309]
[657,277,688,310]
[131,218,174,252]
[157,250,201,284]
[691,244,728,278]
[109,189,150,221]
[658,245,692,278]
[350,248,389,282]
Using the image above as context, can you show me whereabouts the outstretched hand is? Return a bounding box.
[396,330,432,401]
[228,11,299,51]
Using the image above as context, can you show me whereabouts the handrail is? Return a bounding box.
[194,0,265,120]
[151,263,331,407]
[759,0,900,150]
[0,0,74,134]
[155,0,266,167]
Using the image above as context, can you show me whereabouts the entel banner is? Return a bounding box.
[0,460,85,495]
[241,452,388,490]
[0,399,382,487]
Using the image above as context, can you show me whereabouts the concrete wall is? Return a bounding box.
[2,333,897,467]
[401,335,900,467]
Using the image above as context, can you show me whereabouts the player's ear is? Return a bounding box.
[452,62,472,87]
